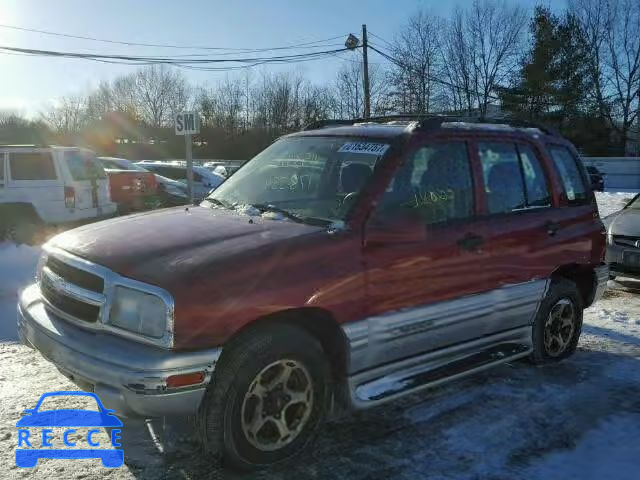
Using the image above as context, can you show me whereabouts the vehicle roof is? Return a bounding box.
[98,156,129,162]
[286,116,562,143]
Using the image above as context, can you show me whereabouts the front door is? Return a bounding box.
[361,140,495,370]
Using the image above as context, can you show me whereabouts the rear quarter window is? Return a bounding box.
[64,151,107,180]
[548,145,589,205]
[9,152,57,180]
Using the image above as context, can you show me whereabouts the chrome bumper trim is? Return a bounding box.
[18,284,221,418]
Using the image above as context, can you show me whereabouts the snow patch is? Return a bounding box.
[0,242,41,341]
[235,204,261,216]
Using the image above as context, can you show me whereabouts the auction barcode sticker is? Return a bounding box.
[338,142,390,156]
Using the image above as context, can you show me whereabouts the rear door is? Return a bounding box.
[63,149,110,211]
[472,140,560,335]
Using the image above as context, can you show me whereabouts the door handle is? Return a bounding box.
[546,221,561,236]
[457,233,485,251]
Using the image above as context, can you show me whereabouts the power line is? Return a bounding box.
[0,23,344,53]
[0,44,352,66]
[368,31,395,50]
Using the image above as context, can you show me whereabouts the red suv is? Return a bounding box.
[18,117,608,469]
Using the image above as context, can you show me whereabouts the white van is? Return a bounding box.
[0,145,116,243]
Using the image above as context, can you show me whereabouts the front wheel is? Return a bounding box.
[198,324,331,470]
[530,278,583,364]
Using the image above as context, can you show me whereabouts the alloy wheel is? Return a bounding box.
[543,298,576,357]
[240,359,314,452]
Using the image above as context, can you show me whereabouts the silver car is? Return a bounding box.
[606,193,640,279]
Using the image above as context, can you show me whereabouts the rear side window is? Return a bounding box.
[9,152,57,180]
[479,142,550,214]
[65,151,107,180]
[518,146,551,207]
[548,145,588,204]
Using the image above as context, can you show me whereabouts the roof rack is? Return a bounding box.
[303,115,559,137]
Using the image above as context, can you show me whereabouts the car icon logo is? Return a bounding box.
[15,391,124,468]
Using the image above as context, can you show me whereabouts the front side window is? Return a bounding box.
[548,145,588,204]
[9,152,57,180]
[64,150,106,180]
[377,141,474,225]
[208,136,390,222]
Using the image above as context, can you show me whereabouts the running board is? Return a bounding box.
[348,341,531,408]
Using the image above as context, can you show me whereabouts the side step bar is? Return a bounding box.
[348,328,532,409]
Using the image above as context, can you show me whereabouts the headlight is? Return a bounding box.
[109,286,169,339]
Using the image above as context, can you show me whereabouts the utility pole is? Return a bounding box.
[362,24,371,119]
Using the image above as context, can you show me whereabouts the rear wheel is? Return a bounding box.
[198,324,331,470]
[531,278,583,364]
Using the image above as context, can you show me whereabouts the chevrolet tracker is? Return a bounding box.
[18,116,608,469]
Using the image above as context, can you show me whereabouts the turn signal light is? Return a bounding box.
[166,372,205,388]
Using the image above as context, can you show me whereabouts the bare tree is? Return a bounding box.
[441,7,475,113]
[386,9,444,114]
[41,95,87,133]
[132,65,190,128]
[465,0,528,116]
[572,0,640,152]
[334,59,388,118]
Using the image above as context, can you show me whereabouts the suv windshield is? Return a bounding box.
[207,136,390,221]
[65,150,107,180]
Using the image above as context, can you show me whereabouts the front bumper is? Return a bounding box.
[18,284,221,418]
[591,263,610,305]
[605,243,640,279]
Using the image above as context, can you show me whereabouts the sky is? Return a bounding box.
[0,0,563,118]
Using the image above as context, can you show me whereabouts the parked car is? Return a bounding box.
[137,161,225,201]
[585,165,605,191]
[203,161,244,178]
[0,145,116,244]
[18,117,607,470]
[99,157,188,207]
[98,157,159,214]
[604,192,640,280]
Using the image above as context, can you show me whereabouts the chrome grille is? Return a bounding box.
[612,235,640,248]
[36,246,175,349]
[46,255,104,293]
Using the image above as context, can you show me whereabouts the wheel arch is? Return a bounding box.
[551,263,597,307]
[221,307,350,383]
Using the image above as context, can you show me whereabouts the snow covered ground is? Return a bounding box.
[1,193,639,479]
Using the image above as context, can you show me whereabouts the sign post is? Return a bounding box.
[174,111,200,204]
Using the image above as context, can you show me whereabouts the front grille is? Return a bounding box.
[40,275,100,322]
[46,256,104,293]
[612,235,640,248]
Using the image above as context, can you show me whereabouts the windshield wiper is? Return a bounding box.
[206,198,234,210]
[249,204,331,226]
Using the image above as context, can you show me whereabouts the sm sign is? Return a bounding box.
[175,112,200,135]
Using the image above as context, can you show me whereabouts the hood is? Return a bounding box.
[608,208,640,236]
[50,206,325,287]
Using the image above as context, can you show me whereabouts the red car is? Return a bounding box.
[19,117,607,470]
[98,157,158,213]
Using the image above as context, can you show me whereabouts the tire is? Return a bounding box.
[198,324,331,470]
[530,278,583,364]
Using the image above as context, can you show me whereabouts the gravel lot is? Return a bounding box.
[1,192,639,479]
